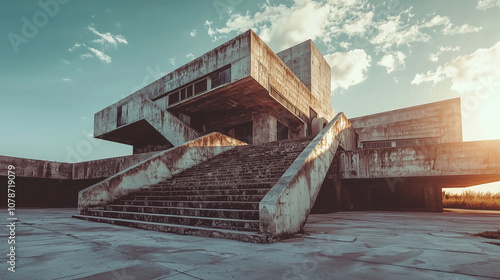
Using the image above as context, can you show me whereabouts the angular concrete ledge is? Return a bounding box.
[259,113,356,238]
[78,133,247,211]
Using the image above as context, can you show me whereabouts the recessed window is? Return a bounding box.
[186,85,193,98]
[168,91,180,105]
[277,121,288,140]
[210,67,231,88]
[194,79,207,94]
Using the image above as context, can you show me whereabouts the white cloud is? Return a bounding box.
[421,15,450,28]
[190,29,197,37]
[205,20,217,40]
[324,49,372,92]
[88,26,128,47]
[477,0,500,10]
[442,24,482,35]
[62,78,71,82]
[421,15,482,35]
[377,51,406,73]
[429,46,460,62]
[186,53,194,60]
[370,11,431,51]
[60,59,70,64]
[68,43,82,52]
[212,0,371,51]
[169,57,176,66]
[80,53,93,59]
[339,41,351,50]
[88,47,112,63]
[412,41,500,94]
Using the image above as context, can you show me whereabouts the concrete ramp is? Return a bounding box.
[259,112,356,239]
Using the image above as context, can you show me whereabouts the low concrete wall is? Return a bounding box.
[0,156,72,179]
[259,113,356,238]
[0,152,159,180]
[78,133,247,211]
[72,152,159,180]
[340,140,500,179]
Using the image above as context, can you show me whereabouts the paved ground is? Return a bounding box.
[2,208,500,280]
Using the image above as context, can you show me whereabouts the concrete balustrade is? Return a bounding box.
[259,113,357,238]
[78,133,247,211]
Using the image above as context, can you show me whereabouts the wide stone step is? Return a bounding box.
[127,194,265,202]
[116,200,260,210]
[167,178,281,186]
[83,210,259,231]
[150,183,273,191]
[135,188,270,196]
[73,215,271,243]
[104,205,259,220]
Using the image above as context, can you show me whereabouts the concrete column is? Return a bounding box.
[252,113,277,145]
[424,181,443,212]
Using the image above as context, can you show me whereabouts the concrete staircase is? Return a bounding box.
[74,137,312,242]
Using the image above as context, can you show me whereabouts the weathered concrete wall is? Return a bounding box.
[350,98,462,147]
[259,113,356,238]
[95,95,201,147]
[72,152,159,180]
[250,31,335,123]
[340,140,500,185]
[142,97,201,146]
[95,31,253,139]
[276,40,331,105]
[1,152,159,180]
[78,133,247,211]
[253,112,278,144]
[0,156,72,179]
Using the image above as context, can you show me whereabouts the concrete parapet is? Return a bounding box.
[78,133,247,211]
[259,113,356,238]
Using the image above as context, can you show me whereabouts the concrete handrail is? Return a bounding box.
[78,132,247,212]
[259,112,355,238]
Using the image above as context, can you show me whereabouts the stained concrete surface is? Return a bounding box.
[2,208,500,280]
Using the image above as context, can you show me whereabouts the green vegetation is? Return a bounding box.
[442,190,500,211]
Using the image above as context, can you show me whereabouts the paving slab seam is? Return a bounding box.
[343,257,500,279]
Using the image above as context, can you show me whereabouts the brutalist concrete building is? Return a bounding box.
[2,30,499,242]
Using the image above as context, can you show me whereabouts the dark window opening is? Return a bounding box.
[194,79,207,94]
[277,121,289,141]
[180,88,187,100]
[210,67,231,88]
[168,91,180,105]
[234,121,253,144]
[117,106,124,126]
[186,85,193,98]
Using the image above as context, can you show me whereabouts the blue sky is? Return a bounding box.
[1,0,499,192]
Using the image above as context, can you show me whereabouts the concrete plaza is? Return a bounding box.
[2,208,500,280]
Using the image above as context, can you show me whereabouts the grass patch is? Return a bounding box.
[442,190,500,211]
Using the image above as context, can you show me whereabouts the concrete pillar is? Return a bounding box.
[252,113,277,144]
[424,181,443,212]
